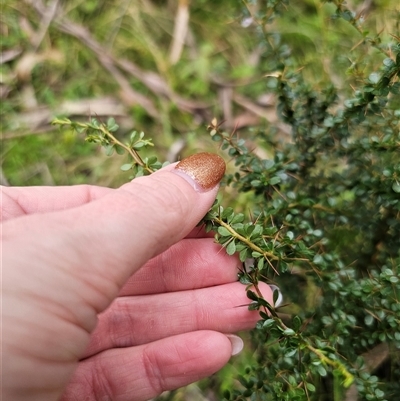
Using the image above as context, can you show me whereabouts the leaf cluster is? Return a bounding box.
[52,117,165,177]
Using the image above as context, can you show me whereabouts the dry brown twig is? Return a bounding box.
[2,97,131,140]
[169,0,190,65]
[31,0,60,51]
[27,0,209,117]
[25,0,275,128]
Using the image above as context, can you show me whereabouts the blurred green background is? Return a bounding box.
[2,0,398,189]
[1,0,399,399]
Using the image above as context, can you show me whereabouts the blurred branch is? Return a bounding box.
[219,86,233,127]
[105,0,132,51]
[32,0,60,51]
[26,0,277,128]
[0,49,23,64]
[12,0,289,141]
[356,0,375,18]
[27,0,210,118]
[0,168,10,186]
[52,20,159,117]
[2,97,131,139]
[169,0,190,65]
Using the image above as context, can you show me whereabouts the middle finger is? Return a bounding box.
[83,281,272,358]
[119,238,240,296]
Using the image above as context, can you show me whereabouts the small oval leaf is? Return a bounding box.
[226,240,236,255]
[120,163,133,171]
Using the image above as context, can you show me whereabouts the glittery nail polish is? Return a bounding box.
[174,152,226,192]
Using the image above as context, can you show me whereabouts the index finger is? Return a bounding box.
[1,184,112,221]
[1,185,214,239]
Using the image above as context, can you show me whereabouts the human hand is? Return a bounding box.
[2,153,273,401]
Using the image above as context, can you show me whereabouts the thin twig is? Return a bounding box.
[169,0,190,64]
[32,0,61,51]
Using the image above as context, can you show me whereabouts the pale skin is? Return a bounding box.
[2,163,273,401]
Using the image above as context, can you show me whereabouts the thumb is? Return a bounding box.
[91,151,226,280]
[4,152,225,309]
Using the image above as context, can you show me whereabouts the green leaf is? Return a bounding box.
[286,231,294,240]
[283,328,295,336]
[221,207,234,220]
[133,141,146,149]
[390,82,400,94]
[120,163,133,171]
[369,72,381,84]
[285,348,297,357]
[231,213,244,224]
[145,156,158,165]
[264,159,275,170]
[104,144,114,156]
[292,315,302,331]
[392,182,400,193]
[251,179,262,187]
[135,166,144,177]
[248,302,259,311]
[251,224,263,238]
[269,176,281,185]
[317,364,327,377]
[340,9,354,21]
[115,145,125,155]
[383,58,395,68]
[239,274,252,285]
[364,314,374,326]
[107,117,119,132]
[246,290,259,301]
[239,248,249,262]
[218,226,232,237]
[245,224,255,236]
[226,240,236,255]
[262,319,276,328]
[130,131,137,142]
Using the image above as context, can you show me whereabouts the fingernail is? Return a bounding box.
[226,334,244,356]
[269,285,283,307]
[173,152,226,192]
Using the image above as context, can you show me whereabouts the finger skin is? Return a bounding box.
[0,184,112,221]
[83,282,272,358]
[0,183,212,239]
[2,167,220,326]
[119,238,239,296]
[3,166,219,294]
[61,331,233,401]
